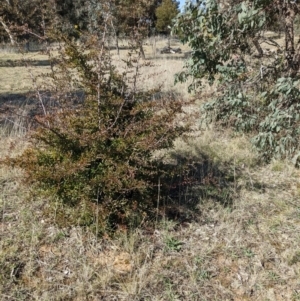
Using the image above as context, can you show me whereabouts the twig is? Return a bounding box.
[155,176,161,229]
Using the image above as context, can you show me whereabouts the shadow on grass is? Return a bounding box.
[0,89,182,127]
[0,90,85,133]
[0,59,58,67]
[157,151,237,223]
[145,53,190,61]
[245,180,267,193]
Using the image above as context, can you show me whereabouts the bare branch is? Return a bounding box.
[0,16,15,45]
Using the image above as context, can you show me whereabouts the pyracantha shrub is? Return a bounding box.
[10,34,190,232]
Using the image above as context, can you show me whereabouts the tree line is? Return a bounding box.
[0,0,180,45]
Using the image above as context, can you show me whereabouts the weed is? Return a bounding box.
[196,269,211,281]
[164,236,184,252]
[164,278,181,301]
[267,271,283,284]
[293,292,300,300]
[243,248,255,258]
[289,251,300,265]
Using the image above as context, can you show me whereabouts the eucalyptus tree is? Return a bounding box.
[174,0,300,165]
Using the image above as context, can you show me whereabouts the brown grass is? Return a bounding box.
[2,127,300,300]
[1,36,300,301]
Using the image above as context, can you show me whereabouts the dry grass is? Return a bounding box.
[0,38,190,96]
[1,36,300,301]
[0,49,55,94]
[2,127,300,300]
[0,66,50,94]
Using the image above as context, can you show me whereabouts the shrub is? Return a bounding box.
[9,33,190,233]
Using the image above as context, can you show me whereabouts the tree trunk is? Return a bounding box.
[111,20,120,55]
[281,2,300,74]
[0,16,15,45]
[139,44,145,59]
[116,35,119,55]
[153,35,156,57]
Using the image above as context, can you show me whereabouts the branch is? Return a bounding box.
[0,16,15,45]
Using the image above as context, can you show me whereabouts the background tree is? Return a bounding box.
[174,0,300,165]
[55,0,106,39]
[0,0,55,44]
[0,0,105,43]
[54,0,89,38]
[155,0,180,34]
[0,0,162,57]
[110,0,160,58]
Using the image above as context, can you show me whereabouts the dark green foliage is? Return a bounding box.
[174,0,300,165]
[55,0,105,38]
[155,0,180,34]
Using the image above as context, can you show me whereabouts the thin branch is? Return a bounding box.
[97,13,110,130]
[28,69,48,118]
[0,16,15,45]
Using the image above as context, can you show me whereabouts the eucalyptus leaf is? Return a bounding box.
[173,0,300,163]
